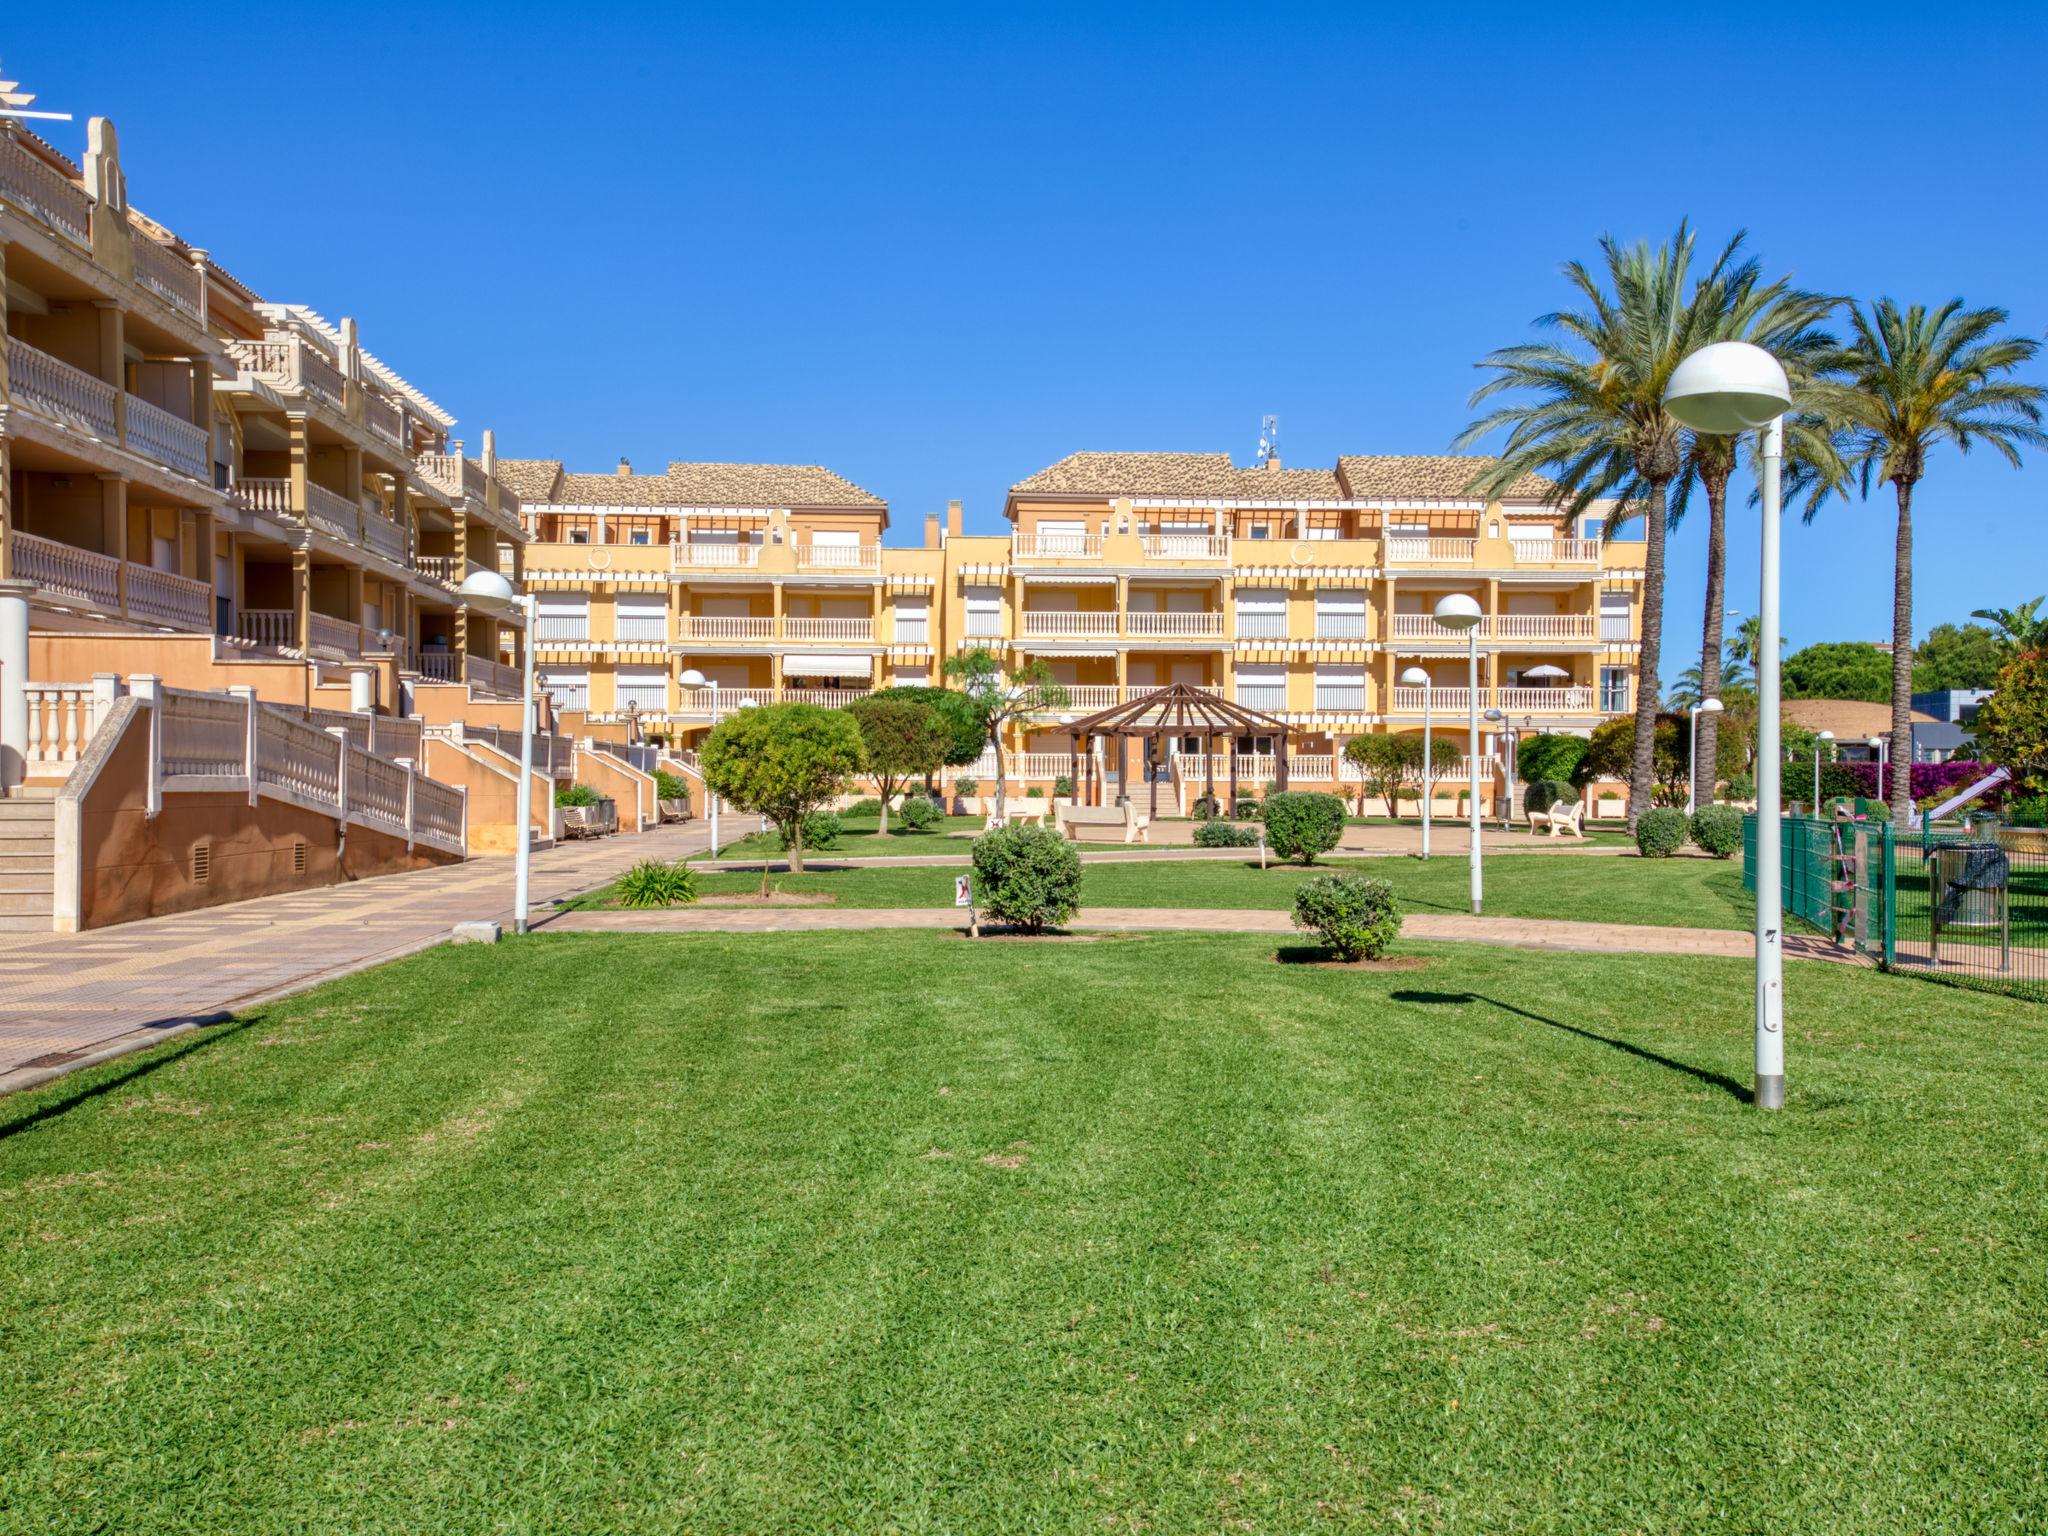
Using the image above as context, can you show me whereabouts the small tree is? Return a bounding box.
[1343,734,1412,817]
[971,824,1083,933]
[846,695,950,834]
[869,685,985,783]
[1582,717,1635,785]
[941,647,1069,821]
[1516,733,1590,785]
[699,703,866,895]
[1261,791,1348,865]
[1974,650,2048,793]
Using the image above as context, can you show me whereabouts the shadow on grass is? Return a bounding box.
[1392,989,1750,1103]
[0,1014,259,1142]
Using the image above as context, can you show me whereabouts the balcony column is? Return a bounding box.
[1485,576,1500,638]
[0,438,13,583]
[288,415,311,523]
[292,546,312,653]
[0,578,36,792]
[1114,575,1128,637]
[771,582,784,643]
[94,302,127,448]
[341,447,364,540]
[345,565,366,633]
[99,476,128,618]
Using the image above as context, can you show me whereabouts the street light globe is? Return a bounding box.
[1432,592,1483,631]
[1817,729,1835,743]
[1697,696,1724,715]
[1399,666,1430,687]
[456,568,518,608]
[738,698,759,710]
[679,668,706,689]
[1867,734,1885,749]
[1482,707,1505,723]
[1662,341,1792,434]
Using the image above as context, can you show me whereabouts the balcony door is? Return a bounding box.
[1235,591,1285,640]
[1600,590,1633,641]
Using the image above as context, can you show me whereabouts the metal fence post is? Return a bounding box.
[1881,821,1896,969]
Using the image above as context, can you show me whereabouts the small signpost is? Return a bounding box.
[956,874,979,938]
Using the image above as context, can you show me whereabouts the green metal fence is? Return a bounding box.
[1741,813,1893,965]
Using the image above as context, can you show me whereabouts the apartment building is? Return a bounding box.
[537,447,1645,777]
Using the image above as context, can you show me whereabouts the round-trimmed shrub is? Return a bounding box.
[1634,806,1689,857]
[1291,873,1401,961]
[1234,797,1260,821]
[1517,733,1591,786]
[1193,819,1258,848]
[1260,791,1348,865]
[1524,779,1576,817]
[1690,804,1743,859]
[843,796,885,819]
[615,858,697,908]
[777,810,841,852]
[896,796,941,832]
[1191,795,1221,820]
[1053,774,1075,799]
[970,823,1082,933]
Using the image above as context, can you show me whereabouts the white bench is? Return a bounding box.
[1055,800,1150,845]
[1527,798,1586,839]
[986,802,1051,829]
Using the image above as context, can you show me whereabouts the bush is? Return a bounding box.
[896,796,941,832]
[1025,785,1044,798]
[2008,793,2048,828]
[970,824,1083,933]
[843,797,885,819]
[615,858,697,908]
[1291,873,1401,961]
[1523,779,1576,817]
[1690,804,1743,858]
[554,783,598,808]
[1634,806,1689,857]
[1053,774,1075,799]
[776,810,841,851]
[1260,791,1347,864]
[1726,774,1756,802]
[1193,819,1258,848]
[1235,798,1261,821]
[952,777,979,799]
[1518,733,1591,786]
[1191,795,1221,820]
[654,770,688,802]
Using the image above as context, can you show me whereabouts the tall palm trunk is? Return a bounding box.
[1694,471,1729,810]
[1889,478,1917,820]
[1627,480,1672,826]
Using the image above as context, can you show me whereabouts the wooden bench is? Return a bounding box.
[656,797,691,824]
[1527,798,1586,839]
[1055,800,1150,845]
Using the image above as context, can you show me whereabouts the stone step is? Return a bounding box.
[0,913,52,933]
[0,850,54,872]
[0,801,58,822]
[0,891,54,916]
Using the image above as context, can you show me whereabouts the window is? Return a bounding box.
[1235,592,1286,640]
[628,529,652,546]
[615,665,668,713]
[1034,519,1088,555]
[568,530,589,545]
[540,668,589,711]
[615,592,667,643]
[1600,590,1633,642]
[1314,665,1367,713]
[1235,664,1286,712]
[1249,525,1271,540]
[965,585,1002,638]
[536,593,589,643]
[1600,666,1631,713]
[893,595,929,643]
[1314,589,1367,640]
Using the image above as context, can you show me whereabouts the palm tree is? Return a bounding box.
[1667,648,1755,711]
[1970,596,2048,658]
[1669,269,1839,810]
[1808,301,2046,819]
[1457,221,1747,824]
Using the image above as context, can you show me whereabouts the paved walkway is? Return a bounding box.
[542,904,1861,965]
[0,818,754,1097]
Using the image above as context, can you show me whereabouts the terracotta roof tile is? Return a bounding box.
[664,461,885,509]
[1010,452,1341,500]
[1335,455,1559,502]
[494,459,565,501]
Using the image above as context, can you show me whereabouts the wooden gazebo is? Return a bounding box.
[1062,683,1292,819]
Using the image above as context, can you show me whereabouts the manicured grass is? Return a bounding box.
[3,933,2043,1531]
[592,849,1758,930]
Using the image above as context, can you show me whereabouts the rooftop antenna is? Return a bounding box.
[1255,414,1279,467]
[0,62,73,123]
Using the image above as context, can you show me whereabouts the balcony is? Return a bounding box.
[226,336,347,411]
[416,452,489,502]
[240,610,296,650]
[418,554,492,587]
[1140,533,1230,560]
[679,615,773,641]
[360,511,412,568]
[308,612,366,658]
[6,338,118,440]
[1385,537,1477,564]
[124,395,210,481]
[1510,537,1602,566]
[794,542,881,573]
[13,531,210,632]
[1390,685,1599,714]
[783,686,873,706]
[129,233,204,322]
[301,482,359,543]
[1013,532,1103,560]
[362,390,405,450]
[783,617,874,642]
[1126,612,1224,639]
[0,133,91,247]
[673,541,763,570]
[1021,611,1120,638]
[1390,613,1600,643]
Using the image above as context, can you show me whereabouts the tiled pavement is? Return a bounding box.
[0,819,750,1096]
[543,903,1862,965]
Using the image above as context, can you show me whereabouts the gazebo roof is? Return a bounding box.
[1066,683,1289,738]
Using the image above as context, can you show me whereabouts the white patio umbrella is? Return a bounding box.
[1521,664,1571,681]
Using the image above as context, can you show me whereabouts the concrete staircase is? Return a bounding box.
[0,795,57,934]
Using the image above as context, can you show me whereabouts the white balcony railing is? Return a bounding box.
[1510,537,1602,565]
[417,555,491,586]
[13,531,121,612]
[232,477,293,519]
[361,512,411,567]
[1058,685,1128,711]
[1385,537,1476,564]
[130,235,204,321]
[308,612,364,658]
[302,482,358,543]
[679,615,773,641]
[1127,611,1224,638]
[1,134,92,246]
[416,651,459,682]
[225,336,346,411]
[362,390,404,448]
[1021,611,1119,637]
[416,452,489,502]
[783,617,874,642]
[673,541,763,570]
[795,543,881,573]
[1391,613,1601,643]
[468,656,522,699]
[676,686,778,712]
[126,565,212,632]
[1013,532,1103,560]
[124,395,210,481]
[1140,533,1230,560]
[6,339,118,440]
[1498,686,1598,712]
[240,610,296,650]
[783,687,873,706]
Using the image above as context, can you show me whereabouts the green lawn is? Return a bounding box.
[609,850,1758,931]
[3,933,2043,1531]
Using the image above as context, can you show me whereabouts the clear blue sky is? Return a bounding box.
[12,1,2045,665]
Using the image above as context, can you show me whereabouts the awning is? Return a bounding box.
[783,653,874,678]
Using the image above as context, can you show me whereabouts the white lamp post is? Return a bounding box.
[1688,697,1724,815]
[457,569,536,935]
[1664,339,1793,1111]
[1814,729,1834,810]
[1432,593,1485,913]
[1867,733,1888,802]
[1400,665,1433,859]
[679,668,718,855]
